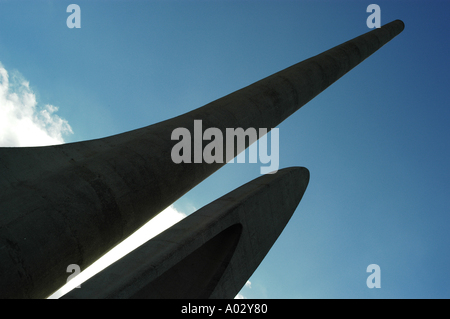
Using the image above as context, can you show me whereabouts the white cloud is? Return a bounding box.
[48,205,187,299]
[0,62,73,147]
[235,280,252,299]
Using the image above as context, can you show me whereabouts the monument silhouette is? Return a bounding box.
[0,20,404,298]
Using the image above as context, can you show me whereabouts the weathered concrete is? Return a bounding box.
[0,20,404,298]
[62,167,309,299]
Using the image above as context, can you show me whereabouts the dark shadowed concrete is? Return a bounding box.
[62,167,309,299]
[0,20,404,298]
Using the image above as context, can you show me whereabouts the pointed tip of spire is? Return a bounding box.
[384,19,405,35]
[392,19,405,32]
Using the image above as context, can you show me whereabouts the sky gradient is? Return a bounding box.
[1,0,449,298]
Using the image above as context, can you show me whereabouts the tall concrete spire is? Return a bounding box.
[0,20,404,298]
[62,167,309,299]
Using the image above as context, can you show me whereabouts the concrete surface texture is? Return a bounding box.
[62,167,309,298]
[0,20,404,298]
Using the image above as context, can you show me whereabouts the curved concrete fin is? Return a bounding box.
[0,20,403,298]
[62,167,309,299]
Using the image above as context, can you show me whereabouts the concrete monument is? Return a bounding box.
[0,20,404,298]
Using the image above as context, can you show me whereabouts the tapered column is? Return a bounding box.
[62,167,309,299]
[0,20,404,298]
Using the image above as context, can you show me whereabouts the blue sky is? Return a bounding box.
[1,0,449,298]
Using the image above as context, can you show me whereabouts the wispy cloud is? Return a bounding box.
[0,62,73,147]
